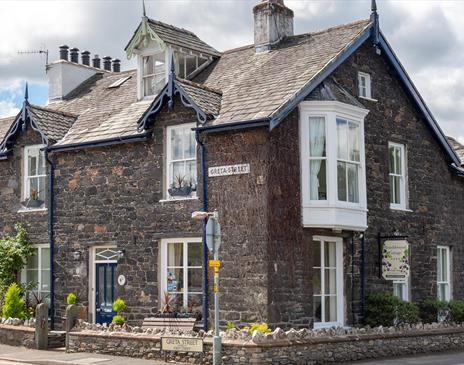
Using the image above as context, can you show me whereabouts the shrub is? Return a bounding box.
[67,293,77,305]
[449,300,464,323]
[419,299,449,323]
[112,314,125,324]
[113,298,126,312]
[2,283,25,319]
[243,322,272,335]
[365,293,397,327]
[395,300,420,325]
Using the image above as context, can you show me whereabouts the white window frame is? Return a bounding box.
[165,123,197,201]
[307,115,328,201]
[299,101,369,231]
[437,245,452,301]
[21,244,50,304]
[312,236,344,329]
[393,280,409,301]
[358,72,372,100]
[160,237,203,309]
[389,142,407,211]
[22,144,47,210]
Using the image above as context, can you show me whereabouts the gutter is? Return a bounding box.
[195,118,270,135]
[44,149,55,330]
[195,130,209,331]
[46,133,151,153]
[450,163,464,177]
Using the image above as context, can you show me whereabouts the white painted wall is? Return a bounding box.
[47,60,99,102]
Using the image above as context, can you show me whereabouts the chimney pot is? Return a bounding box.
[112,59,121,73]
[59,45,69,61]
[253,0,294,53]
[81,51,91,66]
[92,55,101,68]
[103,56,112,71]
[70,47,79,63]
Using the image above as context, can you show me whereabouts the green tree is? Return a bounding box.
[2,283,25,319]
[0,224,33,302]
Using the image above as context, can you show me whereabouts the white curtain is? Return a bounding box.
[309,117,325,200]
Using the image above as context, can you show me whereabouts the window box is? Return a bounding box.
[299,101,369,231]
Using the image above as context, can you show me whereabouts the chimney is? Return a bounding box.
[253,0,294,53]
[92,55,101,68]
[112,59,121,72]
[81,51,90,66]
[70,47,79,63]
[103,56,112,71]
[59,45,69,61]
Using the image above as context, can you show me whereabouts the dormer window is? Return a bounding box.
[358,72,372,99]
[175,51,208,79]
[142,52,166,97]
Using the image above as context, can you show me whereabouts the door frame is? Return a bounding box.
[89,245,118,323]
[312,235,344,329]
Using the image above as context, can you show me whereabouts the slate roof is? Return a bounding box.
[307,77,366,109]
[28,105,77,142]
[194,19,371,125]
[177,79,222,116]
[447,137,464,164]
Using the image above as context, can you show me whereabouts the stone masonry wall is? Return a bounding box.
[0,324,35,348]
[50,99,202,326]
[67,324,464,364]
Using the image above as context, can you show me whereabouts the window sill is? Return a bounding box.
[390,205,412,212]
[17,207,47,213]
[159,197,198,203]
[359,96,378,102]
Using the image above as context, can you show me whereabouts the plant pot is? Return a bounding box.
[168,186,192,197]
[21,199,44,209]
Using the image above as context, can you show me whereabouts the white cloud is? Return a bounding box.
[0,100,20,118]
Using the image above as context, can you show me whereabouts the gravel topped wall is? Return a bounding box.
[0,324,35,348]
[67,322,464,364]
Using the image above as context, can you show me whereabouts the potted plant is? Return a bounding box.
[21,189,44,209]
[168,175,196,198]
[112,297,126,324]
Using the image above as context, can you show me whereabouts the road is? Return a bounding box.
[341,351,464,365]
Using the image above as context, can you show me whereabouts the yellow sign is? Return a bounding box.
[213,283,219,293]
[209,260,221,268]
[161,337,203,352]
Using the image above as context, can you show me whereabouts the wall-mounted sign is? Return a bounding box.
[382,240,410,280]
[161,337,203,352]
[117,275,126,286]
[208,163,250,177]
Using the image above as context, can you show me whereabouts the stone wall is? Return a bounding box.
[67,324,464,365]
[51,99,202,325]
[0,324,35,348]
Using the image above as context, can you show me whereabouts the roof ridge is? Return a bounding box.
[222,18,371,55]
[177,78,223,95]
[31,104,78,118]
[147,18,197,37]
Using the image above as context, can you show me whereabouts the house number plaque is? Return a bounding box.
[208,163,250,177]
[117,275,126,286]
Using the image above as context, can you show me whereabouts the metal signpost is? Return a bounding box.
[206,212,221,365]
[193,210,222,365]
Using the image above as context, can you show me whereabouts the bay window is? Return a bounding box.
[160,238,202,314]
[166,123,197,200]
[22,145,46,210]
[300,101,369,231]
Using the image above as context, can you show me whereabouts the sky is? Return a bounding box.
[0,0,463,140]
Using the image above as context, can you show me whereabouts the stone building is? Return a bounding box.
[1,0,463,330]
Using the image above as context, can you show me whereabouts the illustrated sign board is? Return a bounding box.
[161,337,203,352]
[208,163,250,177]
[382,240,410,280]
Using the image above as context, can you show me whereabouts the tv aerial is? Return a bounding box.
[17,45,49,66]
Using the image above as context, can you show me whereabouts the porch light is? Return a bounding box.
[117,249,125,260]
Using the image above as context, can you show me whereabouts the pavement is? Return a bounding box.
[340,350,464,365]
[0,345,176,365]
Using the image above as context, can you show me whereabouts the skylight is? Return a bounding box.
[108,76,131,89]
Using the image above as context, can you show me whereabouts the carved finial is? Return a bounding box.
[142,0,146,17]
[24,82,29,101]
[371,0,377,13]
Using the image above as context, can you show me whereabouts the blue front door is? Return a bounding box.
[95,263,117,324]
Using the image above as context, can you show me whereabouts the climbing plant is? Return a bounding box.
[0,224,33,303]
